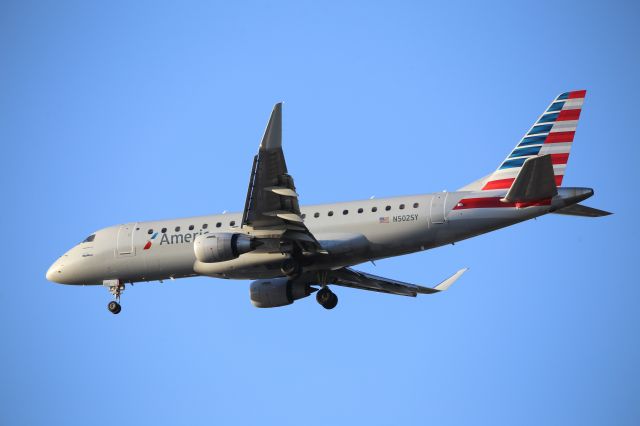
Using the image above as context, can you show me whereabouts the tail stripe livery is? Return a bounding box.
[481,90,586,190]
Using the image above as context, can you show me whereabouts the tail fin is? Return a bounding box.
[481,90,586,191]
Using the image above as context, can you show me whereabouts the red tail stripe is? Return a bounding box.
[568,90,587,99]
[483,174,564,192]
[454,197,551,210]
[551,153,569,165]
[545,131,575,143]
[557,109,581,121]
[482,178,515,190]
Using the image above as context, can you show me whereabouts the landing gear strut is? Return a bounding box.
[316,287,338,310]
[104,279,124,315]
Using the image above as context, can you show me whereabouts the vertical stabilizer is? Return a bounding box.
[480,90,586,191]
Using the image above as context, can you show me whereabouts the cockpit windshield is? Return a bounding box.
[82,234,96,243]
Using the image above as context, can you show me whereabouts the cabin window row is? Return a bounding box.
[146,220,237,235]
[304,202,419,219]
[144,202,420,234]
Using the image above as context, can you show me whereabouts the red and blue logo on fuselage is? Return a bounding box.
[143,232,158,250]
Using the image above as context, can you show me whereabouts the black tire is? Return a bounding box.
[316,287,338,309]
[281,259,301,278]
[323,292,338,310]
[316,287,332,305]
[108,301,121,314]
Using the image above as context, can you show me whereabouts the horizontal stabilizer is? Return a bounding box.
[553,203,612,217]
[502,154,558,202]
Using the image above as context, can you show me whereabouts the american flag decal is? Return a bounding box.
[379,217,389,224]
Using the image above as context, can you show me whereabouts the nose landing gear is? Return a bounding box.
[108,300,122,314]
[104,279,125,315]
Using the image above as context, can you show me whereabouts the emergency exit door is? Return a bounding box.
[116,223,137,256]
[430,193,448,224]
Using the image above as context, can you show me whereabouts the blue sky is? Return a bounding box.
[2,1,639,425]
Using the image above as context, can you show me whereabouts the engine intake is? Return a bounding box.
[250,277,317,308]
[194,233,259,263]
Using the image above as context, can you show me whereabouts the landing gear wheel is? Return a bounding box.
[108,301,121,314]
[316,287,338,310]
[104,280,125,315]
[281,259,301,279]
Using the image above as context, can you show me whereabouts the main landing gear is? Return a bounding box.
[281,258,302,279]
[104,279,124,315]
[316,286,338,310]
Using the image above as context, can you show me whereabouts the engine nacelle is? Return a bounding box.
[194,233,258,263]
[250,278,317,308]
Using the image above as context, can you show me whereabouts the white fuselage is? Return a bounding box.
[46,187,586,287]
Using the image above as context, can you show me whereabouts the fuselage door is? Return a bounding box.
[116,223,137,256]
[430,192,448,224]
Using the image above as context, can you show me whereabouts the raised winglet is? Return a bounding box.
[259,102,283,151]
[433,268,469,292]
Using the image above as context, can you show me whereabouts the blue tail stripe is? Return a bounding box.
[538,112,559,123]
[500,157,528,169]
[528,124,552,135]
[519,135,547,146]
[510,146,542,158]
[547,101,565,112]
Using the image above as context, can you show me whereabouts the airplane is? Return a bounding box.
[46,90,611,314]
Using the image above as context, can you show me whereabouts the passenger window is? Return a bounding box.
[343,210,348,215]
[314,212,320,218]
[203,224,208,229]
[161,228,167,233]
[216,222,222,228]
[358,208,363,213]
[371,207,378,212]
[189,225,194,230]
[148,229,153,234]
[399,204,405,210]
[230,220,236,226]
[413,202,419,208]
[385,205,391,211]
[175,226,180,232]
[301,213,306,219]
[82,234,95,243]
[328,211,334,217]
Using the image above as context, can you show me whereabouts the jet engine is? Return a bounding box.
[194,233,259,263]
[250,277,317,308]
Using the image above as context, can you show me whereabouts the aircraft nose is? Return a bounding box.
[46,261,65,283]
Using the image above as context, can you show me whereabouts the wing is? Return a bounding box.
[327,267,468,297]
[241,103,322,254]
